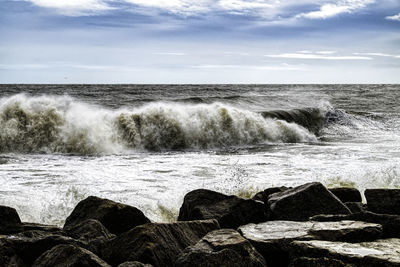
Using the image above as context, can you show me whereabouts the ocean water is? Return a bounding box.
[0,84,399,225]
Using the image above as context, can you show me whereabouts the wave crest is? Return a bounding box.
[0,94,317,154]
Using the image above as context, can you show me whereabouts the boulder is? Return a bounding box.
[32,244,110,267]
[64,219,115,255]
[365,189,400,215]
[0,205,23,234]
[252,186,290,203]
[267,182,351,221]
[290,257,354,267]
[118,262,154,267]
[21,223,64,235]
[0,240,26,267]
[0,230,85,265]
[345,202,366,213]
[64,196,151,235]
[178,189,268,229]
[102,220,220,267]
[239,220,382,267]
[311,211,400,238]
[175,229,267,267]
[290,238,400,267]
[329,188,362,203]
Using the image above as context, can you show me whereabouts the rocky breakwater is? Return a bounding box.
[1,182,400,267]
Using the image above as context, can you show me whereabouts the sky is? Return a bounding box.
[0,0,399,83]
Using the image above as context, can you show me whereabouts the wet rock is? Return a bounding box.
[178,189,268,229]
[365,189,400,215]
[64,219,115,255]
[175,229,266,267]
[21,223,64,235]
[290,238,400,267]
[64,196,151,235]
[102,220,220,267]
[345,202,366,213]
[0,205,23,234]
[267,182,351,221]
[118,262,154,267]
[32,244,110,267]
[252,186,290,203]
[0,230,85,265]
[311,211,400,238]
[329,188,362,203]
[0,241,26,267]
[239,220,382,267]
[290,257,354,267]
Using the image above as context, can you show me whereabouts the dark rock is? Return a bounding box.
[365,189,400,215]
[64,196,151,235]
[290,257,354,267]
[32,244,110,267]
[345,202,366,213]
[21,222,64,235]
[0,241,26,267]
[252,186,290,203]
[0,230,85,265]
[267,182,351,221]
[175,229,267,267]
[290,238,400,267]
[102,220,220,267]
[118,262,154,267]
[178,189,268,229]
[311,211,400,238]
[0,205,23,234]
[329,188,362,203]
[239,220,382,267]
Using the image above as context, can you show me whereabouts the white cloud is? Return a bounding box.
[316,51,337,54]
[153,52,187,56]
[386,13,400,21]
[191,63,307,71]
[297,0,374,19]
[28,0,113,16]
[353,52,400,58]
[265,53,372,60]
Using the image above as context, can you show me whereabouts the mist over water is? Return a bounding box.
[0,84,399,225]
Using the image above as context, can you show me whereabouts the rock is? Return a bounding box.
[175,229,267,267]
[0,205,23,234]
[0,241,26,267]
[290,257,354,267]
[64,219,115,255]
[102,220,220,267]
[329,188,362,203]
[118,262,154,267]
[290,238,400,267]
[239,220,382,267]
[345,202,366,213]
[0,230,85,265]
[311,211,400,238]
[267,182,351,221]
[252,186,290,203]
[32,244,110,267]
[178,189,268,229]
[365,189,400,215]
[21,223,64,235]
[64,196,151,235]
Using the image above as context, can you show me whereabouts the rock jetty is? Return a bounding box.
[1,182,400,266]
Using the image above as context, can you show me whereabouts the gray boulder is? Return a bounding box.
[178,189,268,229]
[345,202,366,213]
[329,188,362,203]
[267,182,351,221]
[239,220,382,267]
[64,196,151,235]
[32,244,110,267]
[0,205,23,234]
[365,189,400,215]
[290,238,400,267]
[175,229,267,267]
[102,220,220,266]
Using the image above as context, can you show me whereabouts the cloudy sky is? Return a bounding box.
[1,0,399,83]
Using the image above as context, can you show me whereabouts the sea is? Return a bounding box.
[0,84,399,225]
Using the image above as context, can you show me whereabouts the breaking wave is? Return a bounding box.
[0,94,320,154]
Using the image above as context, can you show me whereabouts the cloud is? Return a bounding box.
[353,52,400,58]
[153,52,187,56]
[386,13,400,21]
[265,53,372,60]
[28,0,113,16]
[296,0,374,19]
[191,63,307,71]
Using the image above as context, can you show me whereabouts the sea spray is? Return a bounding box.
[0,94,317,154]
